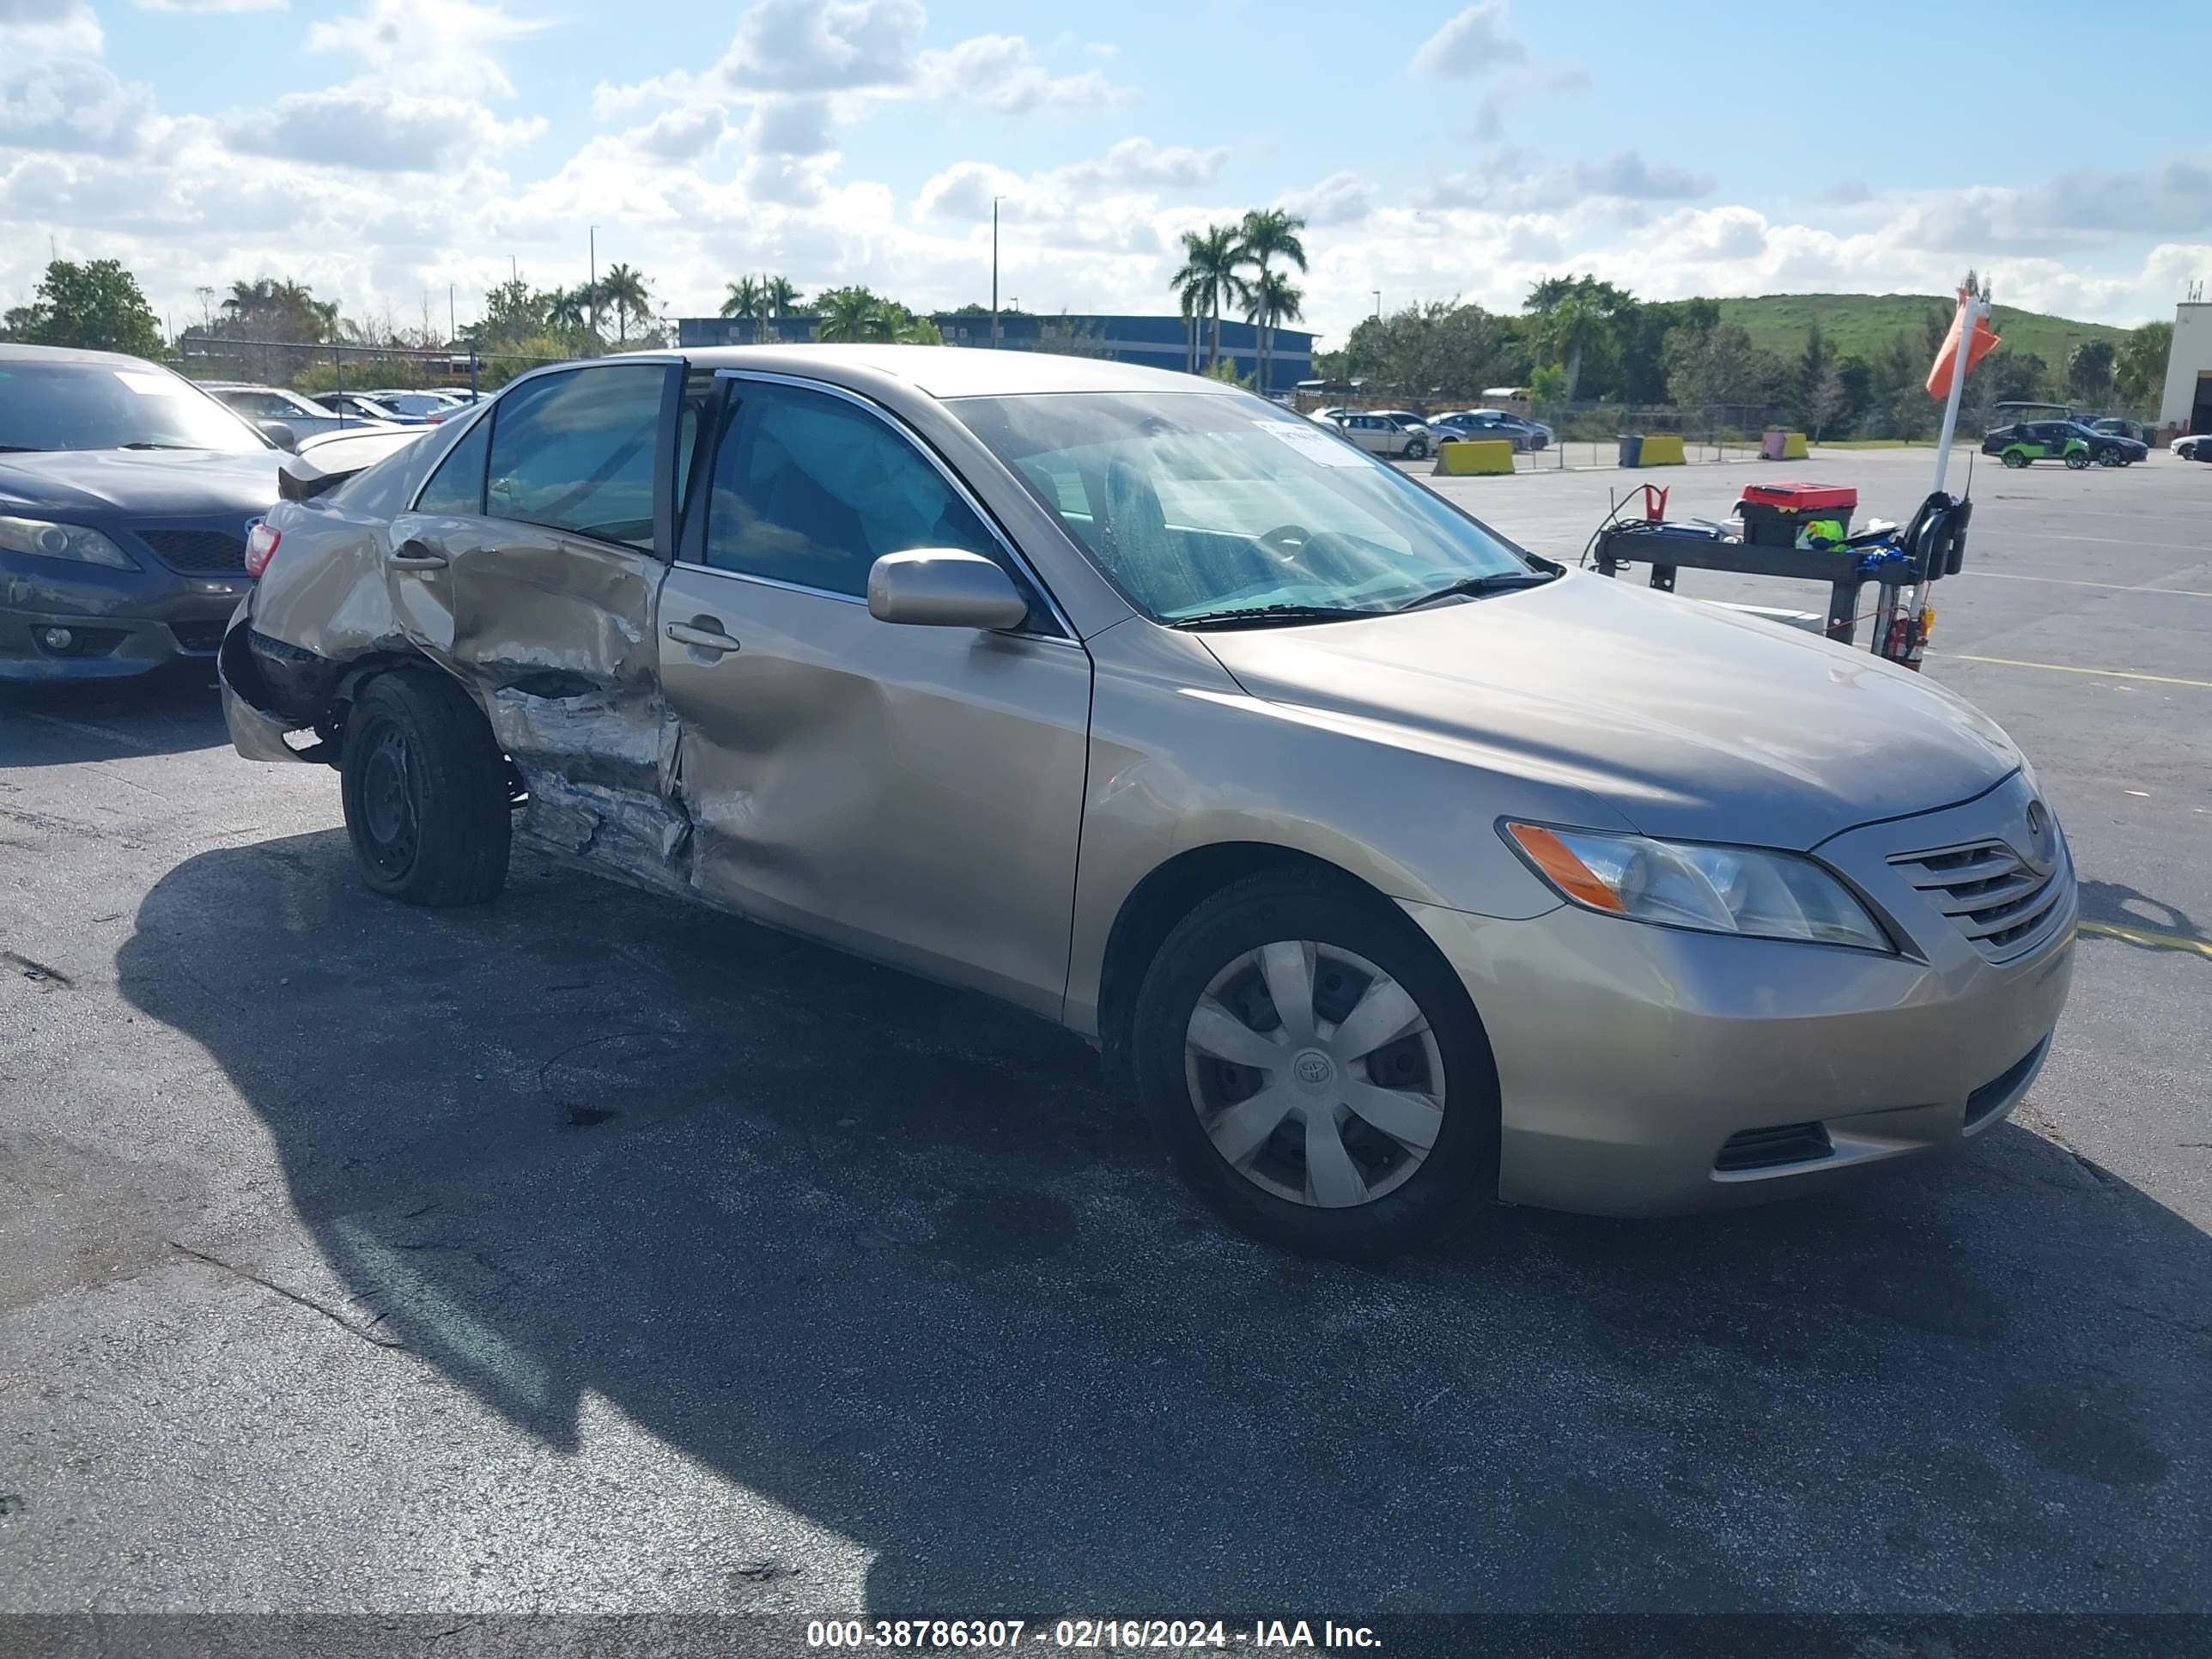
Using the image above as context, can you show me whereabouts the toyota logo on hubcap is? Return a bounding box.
[1293,1051,1334,1087]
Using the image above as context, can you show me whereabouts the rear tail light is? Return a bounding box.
[244,520,281,577]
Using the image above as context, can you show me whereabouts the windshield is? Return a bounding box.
[951,391,1532,623]
[0,360,270,454]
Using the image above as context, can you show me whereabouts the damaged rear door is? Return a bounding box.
[386,359,694,883]
[655,373,1092,1018]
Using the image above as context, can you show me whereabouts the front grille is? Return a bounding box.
[1966,1038,2048,1127]
[1715,1121,1834,1173]
[169,619,225,653]
[1889,839,2065,960]
[138,529,247,573]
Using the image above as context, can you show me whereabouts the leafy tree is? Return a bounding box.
[1527,362,1567,402]
[1346,300,1518,398]
[765,275,799,318]
[720,276,763,323]
[1522,275,1634,399]
[1537,295,1607,400]
[815,288,896,343]
[1804,366,1846,441]
[2065,338,2116,404]
[2113,320,2172,408]
[1171,223,1245,372]
[3,258,163,356]
[546,287,592,333]
[1663,324,1786,410]
[1201,356,1252,388]
[1236,208,1308,393]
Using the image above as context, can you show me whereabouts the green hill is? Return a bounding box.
[1711,293,2126,366]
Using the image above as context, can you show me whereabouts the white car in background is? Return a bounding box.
[202,383,395,444]
[2173,433,2209,462]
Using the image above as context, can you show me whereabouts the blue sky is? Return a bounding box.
[8,0,2210,344]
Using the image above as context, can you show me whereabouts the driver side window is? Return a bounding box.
[702,383,1004,599]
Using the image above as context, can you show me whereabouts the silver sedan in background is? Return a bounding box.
[218,347,2075,1256]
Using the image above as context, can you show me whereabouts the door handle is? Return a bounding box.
[390,540,447,569]
[665,618,740,653]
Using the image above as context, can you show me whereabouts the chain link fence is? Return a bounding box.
[169,337,567,397]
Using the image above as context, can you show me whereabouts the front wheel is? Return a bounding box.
[1130,874,1501,1258]
[2097,449,2121,467]
[2002,449,2028,468]
[2065,449,2091,470]
[340,670,512,906]
[1405,439,1428,460]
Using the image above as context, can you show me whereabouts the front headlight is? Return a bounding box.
[0,514,138,570]
[1504,821,1892,951]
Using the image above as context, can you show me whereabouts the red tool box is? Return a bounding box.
[1737,481,1858,547]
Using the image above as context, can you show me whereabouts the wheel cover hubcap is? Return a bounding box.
[360,726,420,876]
[1182,939,1445,1209]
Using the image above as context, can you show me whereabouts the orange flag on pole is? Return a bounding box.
[1926,291,2001,400]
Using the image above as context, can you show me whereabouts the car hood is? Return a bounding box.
[0,448,282,520]
[1195,571,2022,850]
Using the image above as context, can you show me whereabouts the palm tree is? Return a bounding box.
[721,276,764,325]
[1170,223,1245,374]
[1244,270,1304,396]
[765,274,799,320]
[599,263,651,346]
[815,289,895,343]
[1539,296,1606,400]
[545,287,592,334]
[1236,209,1308,394]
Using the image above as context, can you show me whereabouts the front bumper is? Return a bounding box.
[2,550,246,683]
[1403,775,2077,1217]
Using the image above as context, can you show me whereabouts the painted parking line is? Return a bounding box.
[1939,653,2212,690]
[2077,920,2212,961]
[1960,571,2212,599]
[1994,531,2211,553]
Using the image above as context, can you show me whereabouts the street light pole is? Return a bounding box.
[1373,289,1382,319]
[991,197,1002,349]
[588,225,599,353]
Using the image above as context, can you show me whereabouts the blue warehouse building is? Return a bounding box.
[677,312,1317,397]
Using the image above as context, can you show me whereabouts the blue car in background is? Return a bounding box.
[1,343,286,681]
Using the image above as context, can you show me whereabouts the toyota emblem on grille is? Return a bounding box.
[2021,799,2056,874]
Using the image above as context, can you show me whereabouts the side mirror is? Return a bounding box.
[258,421,299,453]
[866,549,1029,630]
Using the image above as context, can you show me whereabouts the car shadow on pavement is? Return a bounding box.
[0,665,228,767]
[2075,878,2207,949]
[116,831,2212,1613]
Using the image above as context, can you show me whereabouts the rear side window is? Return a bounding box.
[485,366,665,551]
[416,416,489,516]
[702,382,1001,597]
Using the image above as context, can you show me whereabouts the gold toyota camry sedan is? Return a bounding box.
[219,347,2075,1256]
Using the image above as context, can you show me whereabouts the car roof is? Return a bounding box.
[0,342,163,368]
[673,343,1242,400]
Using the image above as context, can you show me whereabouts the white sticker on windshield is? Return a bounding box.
[1255,418,1364,465]
[113,371,179,396]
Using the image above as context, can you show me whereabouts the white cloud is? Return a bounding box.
[1,0,103,58]
[915,33,1130,113]
[1,59,156,155]
[1279,170,1372,228]
[224,85,543,172]
[1410,1,1526,78]
[915,139,1224,228]
[719,0,924,93]
[306,0,545,99]
[1821,179,1872,206]
[137,0,288,12]
[629,104,727,163]
[747,96,834,157]
[1424,149,1712,213]
[1469,65,1589,142]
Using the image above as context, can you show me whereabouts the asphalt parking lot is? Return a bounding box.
[2,445,2207,1636]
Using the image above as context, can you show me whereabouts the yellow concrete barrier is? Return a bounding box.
[1638,434,1686,466]
[1781,430,1809,459]
[1431,439,1516,476]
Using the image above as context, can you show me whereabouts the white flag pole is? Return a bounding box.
[1929,287,1984,501]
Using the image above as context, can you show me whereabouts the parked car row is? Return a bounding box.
[1307,405,1554,459]
[204,383,478,447]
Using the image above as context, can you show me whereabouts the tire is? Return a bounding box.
[1129,872,1501,1259]
[339,669,511,906]
[2065,449,2090,470]
[2097,449,2120,467]
[1405,440,1428,460]
[2002,449,2027,468]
